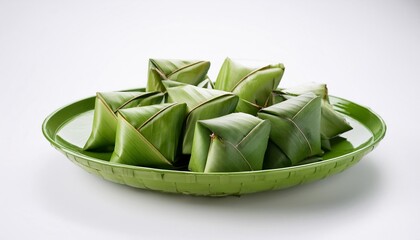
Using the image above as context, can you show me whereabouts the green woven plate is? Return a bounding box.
[42,90,386,196]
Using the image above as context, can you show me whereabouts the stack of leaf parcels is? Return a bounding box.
[84,58,352,172]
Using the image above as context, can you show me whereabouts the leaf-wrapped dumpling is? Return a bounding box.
[110,103,187,169]
[273,82,352,150]
[166,85,239,154]
[147,59,211,92]
[189,113,271,172]
[214,58,285,115]
[83,91,164,151]
[258,92,323,165]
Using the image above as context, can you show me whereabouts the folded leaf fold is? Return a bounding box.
[258,92,322,165]
[84,91,164,151]
[166,84,239,154]
[147,59,211,92]
[215,58,285,114]
[110,103,187,169]
[189,113,271,172]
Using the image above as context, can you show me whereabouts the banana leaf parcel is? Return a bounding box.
[189,113,271,172]
[166,84,239,154]
[146,59,211,92]
[83,91,164,151]
[214,58,285,115]
[258,92,323,165]
[110,103,187,169]
[273,83,352,150]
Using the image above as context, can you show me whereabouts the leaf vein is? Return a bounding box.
[285,118,313,156]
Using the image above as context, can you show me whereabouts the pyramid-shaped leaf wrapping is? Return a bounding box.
[215,58,285,115]
[258,92,322,165]
[110,103,187,169]
[273,83,352,150]
[166,84,239,154]
[189,113,271,172]
[147,59,211,92]
[83,91,164,151]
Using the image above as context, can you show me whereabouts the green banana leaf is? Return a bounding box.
[279,82,330,101]
[320,101,352,138]
[263,141,292,169]
[271,90,288,105]
[258,92,323,165]
[146,59,211,92]
[161,79,187,88]
[161,77,214,90]
[189,113,271,172]
[83,91,164,152]
[321,136,332,151]
[166,84,239,154]
[196,77,214,89]
[214,58,285,115]
[110,103,187,169]
[273,83,352,149]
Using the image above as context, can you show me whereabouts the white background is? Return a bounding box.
[1,0,419,239]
